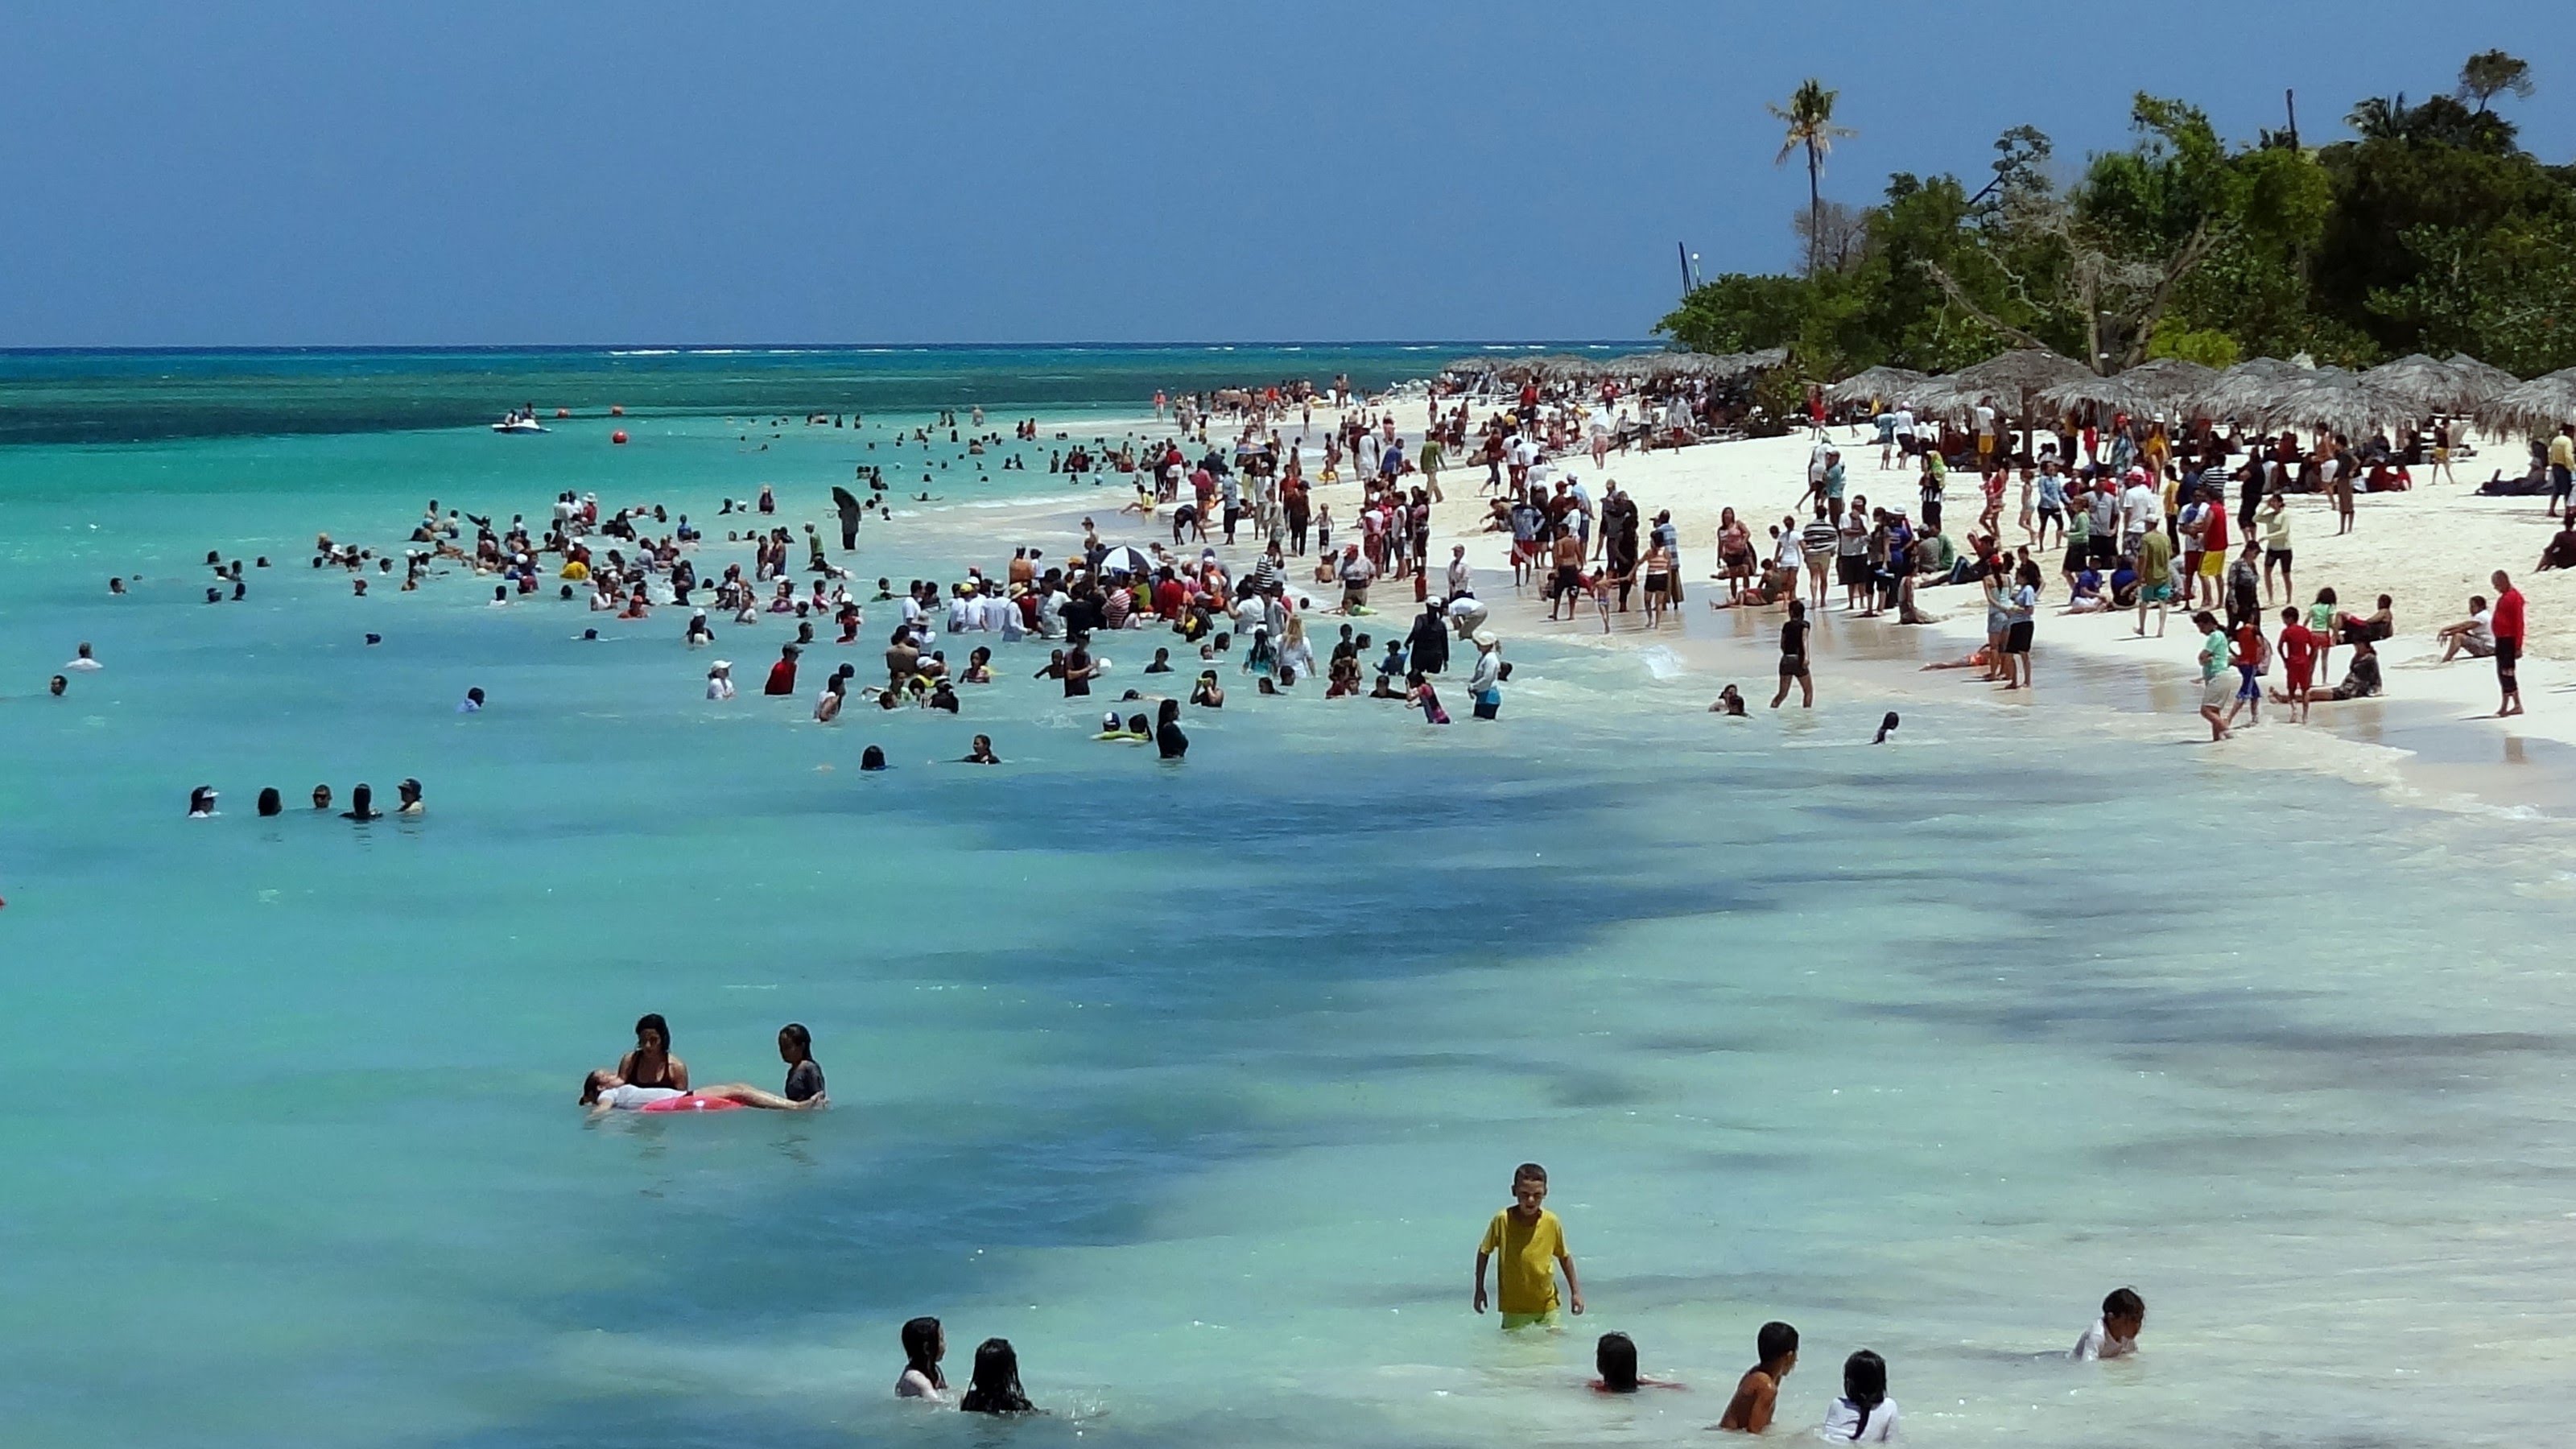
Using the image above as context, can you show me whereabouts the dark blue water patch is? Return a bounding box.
[0,343,1646,446]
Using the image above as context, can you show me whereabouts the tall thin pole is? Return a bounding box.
[1679,242,1694,295]
[2285,89,2299,149]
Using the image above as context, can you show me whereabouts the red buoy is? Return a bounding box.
[609,404,625,417]
[555,407,569,419]
[611,430,629,445]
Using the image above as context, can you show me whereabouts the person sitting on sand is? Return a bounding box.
[578,1069,816,1113]
[1714,1321,1798,1432]
[2537,519,2576,572]
[2273,634,2381,703]
[2435,594,2494,662]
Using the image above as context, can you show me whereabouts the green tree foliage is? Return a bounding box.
[1659,51,2576,382]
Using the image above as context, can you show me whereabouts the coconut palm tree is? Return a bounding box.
[1769,79,1856,278]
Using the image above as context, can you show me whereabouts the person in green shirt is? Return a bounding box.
[1472,1162,1584,1330]
[2194,609,2233,741]
[1418,437,1445,502]
[2135,530,2173,638]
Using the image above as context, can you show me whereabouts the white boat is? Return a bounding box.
[492,417,548,434]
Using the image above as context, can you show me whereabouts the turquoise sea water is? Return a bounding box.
[6,348,2576,1449]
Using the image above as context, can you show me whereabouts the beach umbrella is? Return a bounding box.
[2255,366,2415,438]
[1823,366,1927,407]
[1943,348,2089,411]
[2446,353,2520,408]
[2475,366,2576,438]
[2361,353,2512,418]
[2194,357,2307,425]
[2116,357,2220,409]
[2038,371,2172,419]
[1095,545,1151,576]
[831,485,862,514]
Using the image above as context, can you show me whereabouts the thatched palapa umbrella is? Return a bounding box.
[1824,365,1927,407]
[2194,357,2308,425]
[2256,367,2416,439]
[2475,366,2576,438]
[1942,349,2089,413]
[2363,353,2513,418]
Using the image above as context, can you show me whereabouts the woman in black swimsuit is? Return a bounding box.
[617,1013,689,1092]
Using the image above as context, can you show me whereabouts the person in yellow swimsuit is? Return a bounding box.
[1472,1162,1584,1330]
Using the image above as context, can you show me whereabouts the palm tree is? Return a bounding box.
[1769,78,1855,277]
[2455,49,2533,114]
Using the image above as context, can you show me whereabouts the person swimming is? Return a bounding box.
[187,786,218,818]
[1710,684,1747,716]
[341,784,381,821]
[617,1013,687,1091]
[896,1316,947,1402]
[1715,1320,1797,1431]
[960,734,1000,764]
[860,744,888,771]
[1154,698,1188,758]
[2071,1286,2145,1360]
[255,786,282,816]
[1872,711,1900,744]
[1822,1349,1895,1442]
[311,783,332,811]
[959,1337,1038,1414]
[395,778,424,815]
[1588,1331,1676,1393]
[778,1023,826,1104]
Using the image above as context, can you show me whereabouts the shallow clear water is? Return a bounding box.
[5,350,2574,1449]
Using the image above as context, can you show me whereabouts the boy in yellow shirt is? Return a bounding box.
[1472,1162,1584,1329]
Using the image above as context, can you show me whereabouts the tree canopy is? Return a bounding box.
[1661,52,2575,381]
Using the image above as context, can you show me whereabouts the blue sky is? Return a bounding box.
[2,1,2565,346]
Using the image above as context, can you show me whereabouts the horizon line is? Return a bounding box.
[0,338,1666,357]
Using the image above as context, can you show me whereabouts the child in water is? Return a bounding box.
[2071,1286,2145,1360]
[1821,1350,1896,1442]
[1589,1331,1678,1393]
[1713,1321,1796,1431]
[1472,1162,1583,1329]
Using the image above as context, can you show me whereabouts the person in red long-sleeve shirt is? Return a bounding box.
[2491,570,2526,717]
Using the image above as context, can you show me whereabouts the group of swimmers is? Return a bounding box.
[1480,1162,2142,1441]
[578,1014,828,1113]
[187,780,422,819]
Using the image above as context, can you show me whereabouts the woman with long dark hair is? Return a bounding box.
[959,1337,1038,1414]
[894,1317,946,1402]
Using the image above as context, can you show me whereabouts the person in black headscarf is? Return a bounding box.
[1406,600,1451,675]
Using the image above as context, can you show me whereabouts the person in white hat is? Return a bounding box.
[1468,631,1503,720]
[706,661,736,700]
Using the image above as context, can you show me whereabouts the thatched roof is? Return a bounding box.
[2256,367,2415,438]
[2363,353,2514,417]
[2120,357,2221,406]
[2194,357,2309,424]
[1940,349,2089,409]
[2038,373,2170,418]
[1825,365,1927,406]
[2475,367,2576,437]
[2446,353,2520,404]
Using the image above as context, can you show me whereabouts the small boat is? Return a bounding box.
[492,414,549,434]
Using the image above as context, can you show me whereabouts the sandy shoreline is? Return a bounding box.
[888,396,2576,821]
